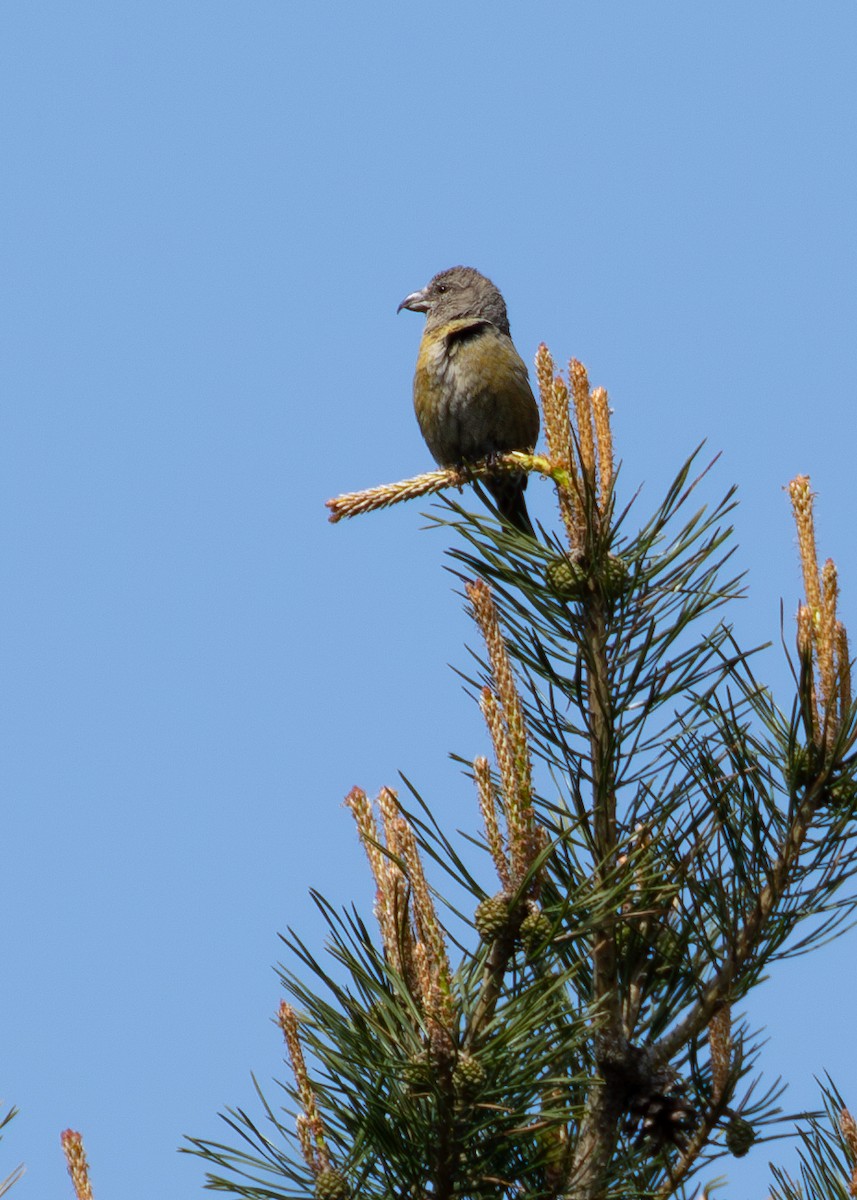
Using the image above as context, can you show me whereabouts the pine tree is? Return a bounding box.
[186,346,857,1200]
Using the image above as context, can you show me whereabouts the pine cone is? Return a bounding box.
[315,1168,349,1200]
[789,742,820,790]
[403,1047,432,1092]
[600,553,630,600]
[545,553,589,600]
[825,773,855,808]
[602,1040,697,1149]
[475,893,513,941]
[453,1052,487,1099]
[630,1090,696,1148]
[519,908,552,956]
[724,1114,756,1157]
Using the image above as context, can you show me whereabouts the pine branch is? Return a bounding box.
[191,352,857,1200]
[655,775,828,1066]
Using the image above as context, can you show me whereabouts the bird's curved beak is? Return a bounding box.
[397,287,430,314]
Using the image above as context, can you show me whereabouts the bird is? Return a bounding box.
[398,266,540,537]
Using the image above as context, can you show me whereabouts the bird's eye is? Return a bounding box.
[435,283,448,294]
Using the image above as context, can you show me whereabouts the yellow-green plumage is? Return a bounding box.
[399,267,540,536]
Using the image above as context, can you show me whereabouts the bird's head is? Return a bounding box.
[398,266,511,336]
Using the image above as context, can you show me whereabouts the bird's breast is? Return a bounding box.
[412,324,539,469]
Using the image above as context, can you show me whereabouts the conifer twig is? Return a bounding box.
[61,1130,93,1200]
[326,454,562,523]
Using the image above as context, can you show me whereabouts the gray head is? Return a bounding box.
[398,266,511,336]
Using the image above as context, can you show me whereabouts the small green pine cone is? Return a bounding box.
[600,553,630,600]
[724,1115,755,1157]
[315,1168,349,1200]
[475,893,513,941]
[536,1124,569,1181]
[827,774,855,807]
[519,908,552,956]
[545,554,589,600]
[403,1047,432,1091]
[789,742,819,790]
[453,1052,487,1099]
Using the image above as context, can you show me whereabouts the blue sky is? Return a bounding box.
[2,3,857,1196]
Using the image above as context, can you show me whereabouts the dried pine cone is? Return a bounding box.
[631,1090,696,1148]
[602,1040,697,1149]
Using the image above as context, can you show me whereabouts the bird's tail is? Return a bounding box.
[483,475,536,539]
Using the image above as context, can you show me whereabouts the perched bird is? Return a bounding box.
[398,266,540,536]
